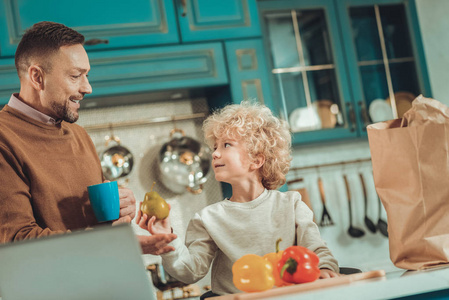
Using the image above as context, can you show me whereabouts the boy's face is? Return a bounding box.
[212,137,254,184]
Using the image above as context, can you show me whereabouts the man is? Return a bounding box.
[0,21,176,255]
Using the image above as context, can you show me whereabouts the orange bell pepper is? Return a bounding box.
[232,254,275,293]
[263,239,292,287]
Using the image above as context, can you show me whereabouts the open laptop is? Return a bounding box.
[0,224,156,300]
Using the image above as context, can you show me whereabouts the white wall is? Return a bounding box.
[416,0,449,105]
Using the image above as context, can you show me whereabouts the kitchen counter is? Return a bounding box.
[212,265,449,300]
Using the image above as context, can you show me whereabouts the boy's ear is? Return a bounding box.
[251,154,265,170]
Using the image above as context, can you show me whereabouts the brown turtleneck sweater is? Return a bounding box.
[0,105,103,242]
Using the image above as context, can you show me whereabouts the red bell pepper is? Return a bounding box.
[278,245,320,284]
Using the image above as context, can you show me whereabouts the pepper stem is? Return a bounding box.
[280,258,298,279]
[275,238,282,253]
[150,181,156,192]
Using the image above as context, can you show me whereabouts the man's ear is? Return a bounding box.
[28,65,45,90]
[251,154,265,170]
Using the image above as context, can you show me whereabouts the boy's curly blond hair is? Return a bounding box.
[203,100,292,190]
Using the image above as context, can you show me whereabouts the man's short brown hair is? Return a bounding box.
[15,21,85,77]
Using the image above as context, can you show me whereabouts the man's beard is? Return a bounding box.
[51,99,79,123]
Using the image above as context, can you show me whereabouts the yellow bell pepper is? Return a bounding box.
[232,254,275,293]
[263,239,293,287]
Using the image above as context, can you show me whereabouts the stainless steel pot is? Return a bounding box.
[100,134,134,181]
[158,128,211,194]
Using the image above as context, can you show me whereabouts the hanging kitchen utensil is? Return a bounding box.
[377,194,389,237]
[318,177,334,226]
[359,173,377,233]
[292,187,315,223]
[99,126,134,181]
[343,175,365,238]
[158,128,211,195]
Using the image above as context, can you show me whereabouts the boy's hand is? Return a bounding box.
[136,202,172,235]
[147,215,172,235]
[319,268,340,279]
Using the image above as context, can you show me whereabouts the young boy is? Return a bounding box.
[137,101,339,296]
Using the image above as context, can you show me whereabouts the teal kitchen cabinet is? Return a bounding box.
[0,0,262,106]
[0,42,228,105]
[225,39,274,109]
[337,0,431,129]
[259,0,356,144]
[176,0,262,42]
[86,42,227,99]
[0,58,18,104]
[0,0,179,57]
[0,0,263,57]
[258,0,431,145]
[0,43,229,105]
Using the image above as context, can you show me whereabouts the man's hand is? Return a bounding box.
[112,186,136,225]
[137,234,177,255]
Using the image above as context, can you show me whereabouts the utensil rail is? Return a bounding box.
[289,157,371,173]
[82,112,207,132]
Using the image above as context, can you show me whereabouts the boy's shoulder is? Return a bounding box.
[196,199,228,216]
[267,189,301,201]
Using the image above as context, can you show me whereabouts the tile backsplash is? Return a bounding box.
[78,98,398,293]
[78,97,222,291]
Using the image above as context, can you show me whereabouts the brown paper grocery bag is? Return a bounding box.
[367,95,449,270]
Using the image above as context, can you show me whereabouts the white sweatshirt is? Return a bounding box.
[161,189,338,295]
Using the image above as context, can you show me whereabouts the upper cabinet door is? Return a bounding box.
[338,0,432,126]
[0,0,179,57]
[259,0,357,144]
[259,0,431,145]
[225,39,274,109]
[176,0,261,42]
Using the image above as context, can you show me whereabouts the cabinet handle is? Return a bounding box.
[84,38,110,46]
[358,101,371,130]
[180,0,187,17]
[346,102,356,132]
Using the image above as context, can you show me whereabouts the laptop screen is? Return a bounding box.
[0,224,156,300]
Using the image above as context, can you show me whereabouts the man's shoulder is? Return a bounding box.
[63,121,84,130]
[0,107,20,133]
[0,105,14,121]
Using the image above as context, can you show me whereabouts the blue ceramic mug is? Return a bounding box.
[87,181,120,222]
